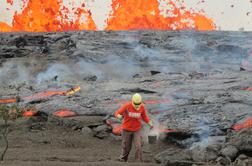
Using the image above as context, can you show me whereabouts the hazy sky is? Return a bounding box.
[1,0,252,31]
[182,0,252,31]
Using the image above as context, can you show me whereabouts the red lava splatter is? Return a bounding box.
[7,0,13,5]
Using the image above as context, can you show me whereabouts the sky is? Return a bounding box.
[1,0,252,31]
[182,0,252,31]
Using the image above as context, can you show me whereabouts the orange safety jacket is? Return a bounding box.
[114,102,150,132]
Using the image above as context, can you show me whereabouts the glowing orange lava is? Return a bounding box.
[23,86,81,101]
[53,109,77,117]
[0,98,17,104]
[23,111,37,117]
[105,0,215,30]
[0,0,215,32]
[242,87,252,91]
[2,0,96,32]
[0,86,81,103]
[65,86,81,95]
[0,22,13,32]
[23,91,65,101]
[232,118,252,131]
[7,0,13,5]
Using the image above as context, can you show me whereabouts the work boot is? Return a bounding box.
[117,158,127,162]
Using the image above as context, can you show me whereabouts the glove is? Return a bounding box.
[148,120,154,129]
[117,114,123,120]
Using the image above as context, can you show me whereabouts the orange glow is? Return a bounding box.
[53,109,77,117]
[23,91,65,101]
[7,0,13,5]
[0,86,80,103]
[105,0,215,30]
[24,86,80,101]
[65,86,81,95]
[242,87,252,91]
[1,0,96,32]
[232,118,252,131]
[23,111,37,117]
[22,106,38,117]
[0,22,13,32]
[0,0,215,32]
[0,98,17,103]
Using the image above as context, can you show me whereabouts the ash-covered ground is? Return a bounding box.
[0,31,252,166]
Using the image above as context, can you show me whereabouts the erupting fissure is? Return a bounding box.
[105,0,215,30]
[1,0,215,32]
[2,0,96,32]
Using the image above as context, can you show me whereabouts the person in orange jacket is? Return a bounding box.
[114,93,153,162]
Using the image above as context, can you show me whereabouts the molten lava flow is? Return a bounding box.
[0,98,17,104]
[23,86,81,101]
[1,0,96,32]
[105,0,215,30]
[65,86,81,95]
[22,106,38,117]
[23,111,37,117]
[0,86,81,103]
[232,117,252,131]
[242,87,252,91]
[53,109,77,117]
[23,91,65,101]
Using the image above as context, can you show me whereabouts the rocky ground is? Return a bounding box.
[0,30,252,165]
[0,115,167,166]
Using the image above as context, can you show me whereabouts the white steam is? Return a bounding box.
[0,61,30,84]
[36,57,142,84]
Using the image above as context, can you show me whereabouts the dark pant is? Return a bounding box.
[119,129,143,162]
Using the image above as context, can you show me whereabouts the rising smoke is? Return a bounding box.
[0,60,30,85]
